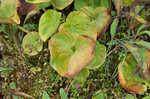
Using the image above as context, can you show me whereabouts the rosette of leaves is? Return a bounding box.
[118,43,150,94]
[49,32,96,78]
[22,32,43,56]
[59,11,97,40]
[48,8,107,79]
[0,0,20,24]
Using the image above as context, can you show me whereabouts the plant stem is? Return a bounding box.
[17,25,29,33]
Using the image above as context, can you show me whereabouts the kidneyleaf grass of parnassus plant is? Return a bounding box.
[2,0,150,98]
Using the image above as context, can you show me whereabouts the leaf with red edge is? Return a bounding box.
[49,32,95,78]
[118,54,147,94]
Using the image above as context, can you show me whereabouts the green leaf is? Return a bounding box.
[140,31,150,37]
[26,0,51,3]
[108,18,118,49]
[22,32,43,56]
[42,91,50,99]
[92,90,107,99]
[74,0,100,10]
[59,88,68,99]
[125,94,135,99]
[123,0,135,7]
[125,43,141,62]
[73,68,90,86]
[51,0,73,10]
[39,10,61,42]
[110,18,118,40]
[136,24,147,36]
[80,7,111,36]
[118,54,147,94]
[74,0,111,10]
[135,5,144,15]
[0,0,17,17]
[130,12,147,24]
[59,11,97,40]
[143,96,150,99]
[0,67,13,72]
[49,32,95,78]
[100,0,111,8]
[125,43,150,82]
[86,41,106,69]
[0,0,20,24]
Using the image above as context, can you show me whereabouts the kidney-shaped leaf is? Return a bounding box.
[0,0,20,24]
[74,0,111,10]
[59,11,97,40]
[81,7,111,36]
[51,0,73,10]
[86,41,106,69]
[25,0,50,3]
[118,54,147,94]
[125,43,150,82]
[39,10,61,42]
[49,32,95,78]
[22,32,43,56]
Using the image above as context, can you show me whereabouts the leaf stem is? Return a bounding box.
[17,25,29,33]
